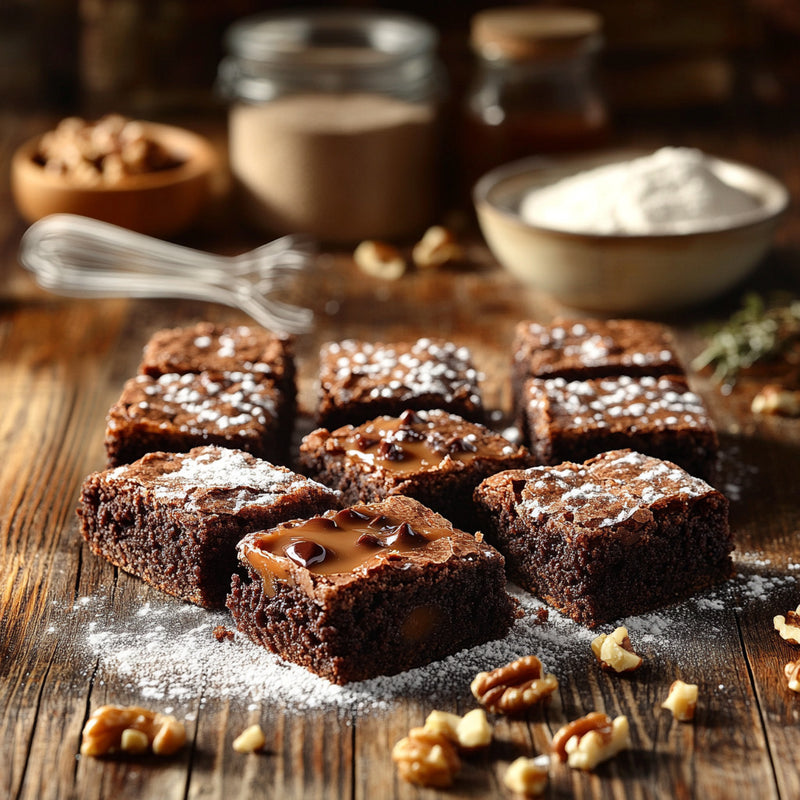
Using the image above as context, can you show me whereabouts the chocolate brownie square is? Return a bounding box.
[77,446,340,608]
[317,337,483,429]
[299,408,531,531]
[227,495,520,684]
[519,374,718,480]
[105,371,286,467]
[511,318,683,406]
[474,449,732,627]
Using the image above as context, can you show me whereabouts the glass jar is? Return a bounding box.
[218,10,444,243]
[463,6,609,186]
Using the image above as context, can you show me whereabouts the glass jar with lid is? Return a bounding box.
[218,10,444,244]
[463,6,609,185]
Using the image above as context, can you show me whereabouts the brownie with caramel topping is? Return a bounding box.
[227,495,519,684]
[104,322,296,466]
[77,445,340,608]
[519,374,718,480]
[317,337,483,429]
[299,409,531,531]
[474,449,732,627]
[511,318,683,408]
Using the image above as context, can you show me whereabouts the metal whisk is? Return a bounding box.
[18,214,315,334]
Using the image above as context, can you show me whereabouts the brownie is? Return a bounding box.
[227,495,519,684]
[519,374,718,480]
[511,318,683,407]
[474,449,733,627]
[317,337,483,429]
[105,371,287,467]
[299,408,531,531]
[77,445,340,608]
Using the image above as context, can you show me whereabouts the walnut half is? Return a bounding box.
[551,712,630,771]
[80,705,186,757]
[470,655,559,715]
[423,708,492,750]
[392,727,461,788]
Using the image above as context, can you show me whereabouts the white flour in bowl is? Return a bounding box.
[519,147,761,235]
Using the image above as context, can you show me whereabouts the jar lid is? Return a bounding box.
[471,6,602,61]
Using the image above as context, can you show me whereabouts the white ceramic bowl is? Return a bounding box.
[474,150,790,313]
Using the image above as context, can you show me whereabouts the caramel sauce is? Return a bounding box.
[344,410,485,474]
[241,506,453,596]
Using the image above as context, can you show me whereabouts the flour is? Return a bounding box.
[519,147,762,235]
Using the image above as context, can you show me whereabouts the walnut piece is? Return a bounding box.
[503,755,549,797]
[232,724,266,753]
[412,226,464,269]
[752,384,800,416]
[591,626,643,673]
[392,727,461,788]
[661,680,698,721]
[470,655,558,714]
[423,708,492,750]
[785,660,800,693]
[353,240,406,280]
[81,705,186,757]
[551,712,630,771]
[774,605,800,644]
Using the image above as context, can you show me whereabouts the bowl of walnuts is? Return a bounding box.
[11,115,218,238]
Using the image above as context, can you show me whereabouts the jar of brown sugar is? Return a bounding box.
[218,10,444,244]
[463,6,609,186]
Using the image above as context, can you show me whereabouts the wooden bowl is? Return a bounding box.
[474,151,790,313]
[11,122,218,238]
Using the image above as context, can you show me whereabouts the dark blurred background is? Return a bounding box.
[3,0,800,117]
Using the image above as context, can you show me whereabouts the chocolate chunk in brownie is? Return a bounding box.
[520,374,718,480]
[105,371,286,467]
[511,318,683,407]
[299,408,531,531]
[474,449,733,627]
[77,446,340,608]
[317,337,483,429]
[227,495,520,684]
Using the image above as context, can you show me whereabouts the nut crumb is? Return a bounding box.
[774,606,800,644]
[471,655,558,715]
[213,625,235,642]
[503,755,549,797]
[392,727,460,787]
[412,226,464,269]
[353,240,406,280]
[551,712,630,771]
[661,680,698,721]
[232,724,266,753]
[81,705,186,758]
[591,626,643,673]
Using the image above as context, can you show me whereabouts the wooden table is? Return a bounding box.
[2,109,800,800]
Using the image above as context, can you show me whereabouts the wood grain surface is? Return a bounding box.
[2,110,800,800]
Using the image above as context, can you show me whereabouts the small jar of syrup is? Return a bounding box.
[464,6,609,185]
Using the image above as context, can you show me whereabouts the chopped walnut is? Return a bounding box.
[232,724,266,753]
[774,605,800,644]
[661,680,698,721]
[353,240,406,280]
[423,708,492,750]
[503,755,550,797]
[752,384,800,416]
[591,626,643,673]
[412,226,464,269]
[392,727,461,788]
[551,712,630,771]
[81,705,186,757]
[471,655,558,715]
[785,660,800,693]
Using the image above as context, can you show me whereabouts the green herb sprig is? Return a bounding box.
[692,293,800,385]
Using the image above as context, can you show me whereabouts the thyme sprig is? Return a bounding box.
[692,293,800,385]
